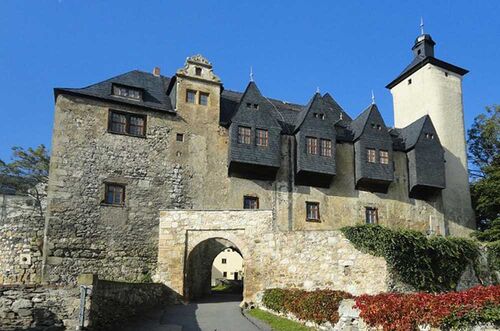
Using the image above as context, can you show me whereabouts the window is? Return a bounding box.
[253,104,259,109]
[425,133,435,139]
[186,90,196,103]
[199,92,209,106]
[444,72,449,77]
[237,126,251,144]
[195,67,202,76]
[256,129,268,147]
[108,111,146,137]
[112,85,142,100]
[306,137,318,155]
[306,202,320,221]
[176,133,184,142]
[243,196,259,209]
[246,103,252,108]
[222,258,227,264]
[379,150,389,164]
[408,79,412,85]
[320,139,332,157]
[367,148,377,163]
[319,114,325,120]
[105,184,125,205]
[365,207,378,224]
[223,271,227,277]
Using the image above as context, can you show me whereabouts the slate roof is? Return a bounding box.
[350,104,377,141]
[397,115,438,151]
[54,70,175,113]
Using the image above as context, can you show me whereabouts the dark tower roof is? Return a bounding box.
[386,33,468,89]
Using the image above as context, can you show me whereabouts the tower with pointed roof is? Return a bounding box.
[386,30,474,233]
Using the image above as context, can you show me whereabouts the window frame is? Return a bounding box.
[379,150,389,164]
[367,148,377,163]
[112,84,143,101]
[243,196,259,209]
[186,89,197,104]
[306,137,318,155]
[255,128,269,147]
[108,110,147,137]
[104,183,125,206]
[199,92,209,106]
[320,139,332,157]
[237,126,252,145]
[306,201,320,221]
[365,207,378,224]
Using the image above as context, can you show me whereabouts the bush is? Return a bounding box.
[355,285,500,331]
[341,224,480,292]
[262,289,352,324]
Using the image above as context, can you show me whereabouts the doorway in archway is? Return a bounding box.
[185,237,244,301]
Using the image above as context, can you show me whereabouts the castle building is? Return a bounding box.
[43,31,474,286]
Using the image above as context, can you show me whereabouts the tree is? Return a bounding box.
[0,145,50,216]
[467,105,500,234]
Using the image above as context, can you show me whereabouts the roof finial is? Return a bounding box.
[420,17,425,35]
[250,66,254,82]
[371,90,375,105]
[316,86,320,94]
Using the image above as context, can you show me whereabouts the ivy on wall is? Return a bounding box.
[340,224,480,292]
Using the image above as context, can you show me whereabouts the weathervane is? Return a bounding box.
[371,90,375,105]
[420,17,425,35]
[250,66,254,82]
[316,86,320,94]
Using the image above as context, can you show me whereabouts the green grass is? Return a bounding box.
[247,308,315,331]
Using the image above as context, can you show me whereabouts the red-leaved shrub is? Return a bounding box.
[355,285,500,331]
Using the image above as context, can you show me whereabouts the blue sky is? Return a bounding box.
[0,1,498,161]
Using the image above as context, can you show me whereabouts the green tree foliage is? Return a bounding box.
[0,145,50,215]
[468,105,499,232]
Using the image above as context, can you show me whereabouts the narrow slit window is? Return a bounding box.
[320,139,332,157]
[237,126,251,145]
[306,202,320,221]
[256,129,268,147]
[306,137,318,155]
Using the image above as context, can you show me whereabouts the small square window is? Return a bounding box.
[222,258,227,264]
[223,271,227,277]
[237,126,251,145]
[105,184,125,205]
[195,67,202,76]
[186,90,196,103]
[306,202,320,221]
[199,92,209,106]
[380,150,389,164]
[408,79,412,85]
[176,133,184,142]
[445,72,449,77]
[365,207,378,224]
[367,148,377,163]
[243,196,259,209]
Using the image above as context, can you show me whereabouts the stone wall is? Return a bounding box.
[157,210,388,302]
[0,284,81,331]
[0,194,44,285]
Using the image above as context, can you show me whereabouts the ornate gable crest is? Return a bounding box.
[176,54,221,83]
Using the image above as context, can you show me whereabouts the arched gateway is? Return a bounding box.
[156,210,274,302]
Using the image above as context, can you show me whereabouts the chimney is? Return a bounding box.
[152,67,161,77]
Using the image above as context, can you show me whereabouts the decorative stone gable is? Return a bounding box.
[176,54,221,84]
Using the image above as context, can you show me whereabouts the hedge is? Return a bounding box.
[340,224,480,292]
[262,288,352,325]
[355,285,500,331]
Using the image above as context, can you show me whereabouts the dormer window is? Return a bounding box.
[195,67,202,76]
[425,133,435,139]
[246,103,252,108]
[112,85,142,101]
[320,114,325,120]
[377,124,382,130]
[253,104,259,109]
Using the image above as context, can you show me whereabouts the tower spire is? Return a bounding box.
[420,17,425,35]
[250,66,254,82]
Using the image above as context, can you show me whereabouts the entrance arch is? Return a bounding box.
[186,237,243,300]
[156,210,274,302]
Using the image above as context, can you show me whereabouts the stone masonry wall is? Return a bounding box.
[157,210,388,303]
[0,194,45,285]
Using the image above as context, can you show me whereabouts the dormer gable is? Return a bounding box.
[322,93,352,125]
[351,104,391,141]
[399,115,442,151]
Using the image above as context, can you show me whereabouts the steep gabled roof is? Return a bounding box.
[398,115,440,150]
[322,93,352,124]
[293,93,322,132]
[350,104,377,140]
[54,70,175,113]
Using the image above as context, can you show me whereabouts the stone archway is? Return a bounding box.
[185,237,243,300]
[156,210,274,302]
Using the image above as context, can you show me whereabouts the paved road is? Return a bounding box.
[123,294,265,331]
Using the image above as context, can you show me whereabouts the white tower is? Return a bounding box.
[386,32,475,235]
